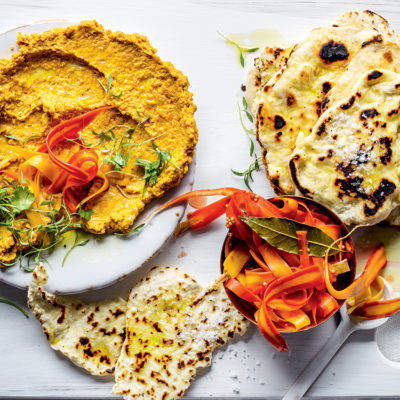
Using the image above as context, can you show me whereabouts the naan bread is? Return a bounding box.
[28,265,127,375]
[246,45,291,115]
[290,69,400,225]
[255,10,396,194]
[113,267,249,400]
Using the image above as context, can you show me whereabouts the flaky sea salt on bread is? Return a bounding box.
[113,266,249,400]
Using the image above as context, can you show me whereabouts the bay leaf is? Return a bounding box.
[240,216,341,257]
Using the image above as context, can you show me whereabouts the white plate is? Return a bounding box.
[0,20,195,294]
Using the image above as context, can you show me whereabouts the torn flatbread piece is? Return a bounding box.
[28,264,126,375]
[290,69,400,225]
[255,10,396,194]
[246,45,291,115]
[113,267,249,400]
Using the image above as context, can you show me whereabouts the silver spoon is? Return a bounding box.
[282,281,391,400]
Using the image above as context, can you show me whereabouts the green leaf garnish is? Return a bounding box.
[0,298,29,318]
[241,216,341,257]
[135,143,178,196]
[11,186,35,214]
[78,208,94,221]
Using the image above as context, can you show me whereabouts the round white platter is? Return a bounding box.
[0,20,196,294]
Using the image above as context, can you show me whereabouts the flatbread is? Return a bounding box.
[255,10,395,194]
[113,267,249,400]
[246,45,291,115]
[27,264,127,375]
[290,69,400,225]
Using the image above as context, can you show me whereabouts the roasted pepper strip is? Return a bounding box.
[325,245,386,300]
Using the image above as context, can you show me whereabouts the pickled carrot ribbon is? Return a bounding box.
[0,107,111,212]
[137,187,400,351]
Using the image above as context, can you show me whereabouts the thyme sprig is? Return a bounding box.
[231,156,262,192]
[98,74,123,98]
[217,31,259,67]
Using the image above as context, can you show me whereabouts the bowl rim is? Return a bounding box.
[220,194,356,331]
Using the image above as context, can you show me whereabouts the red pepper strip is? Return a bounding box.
[224,277,261,303]
[188,196,231,230]
[264,266,323,302]
[351,298,400,319]
[258,242,292,277]
[145,187,242,225]
[257,299,289,352]
[325,245,386,300]
[279,198,298,219]
[226,192,253,241]
[297,231,310,268]
[59,149,100,212]
[316,224,341,241]
[43,107,111,178]
[315,291,339,318]
[38,106,112,152]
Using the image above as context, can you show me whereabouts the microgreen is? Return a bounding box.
[103,114,151,171]
[98,74,123,98]
[78,208,94,221]
[217,31,259,67]
[62,230,90,268]
[135,143,179,196]
[231,156,262,192]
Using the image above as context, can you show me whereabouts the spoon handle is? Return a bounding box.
[282,317,355,400]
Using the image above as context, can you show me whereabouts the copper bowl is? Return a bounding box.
[220,195,356,330]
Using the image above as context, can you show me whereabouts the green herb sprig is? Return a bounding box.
[231,156,261,192]
[135,143,179,196]
[98,74,123,98]
[0,298,29,318]
[61,231,90,267]
[217,31,259,67]
[238,96,256,156]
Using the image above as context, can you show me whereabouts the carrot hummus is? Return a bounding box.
[0,21,197,264]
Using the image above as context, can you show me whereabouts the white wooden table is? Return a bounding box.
[1,0,400,398]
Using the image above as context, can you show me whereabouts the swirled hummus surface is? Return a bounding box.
[0,20,197,248]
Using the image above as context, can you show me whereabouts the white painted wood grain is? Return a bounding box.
[1,0,400,398]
